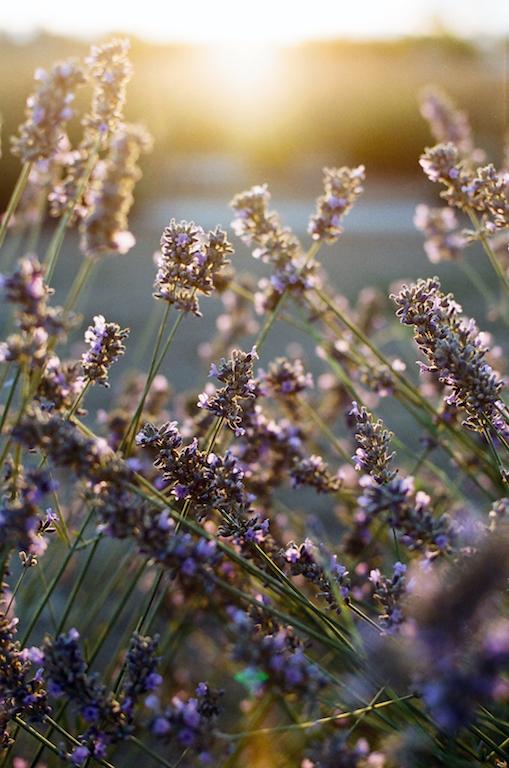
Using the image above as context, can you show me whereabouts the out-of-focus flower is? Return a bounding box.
[419,86,482,161]
[11,60,85,162]
[80,123,153,258]
[413,204,467,263]
[308,165,365,243]
[260,357,313,398]
[84,39,133,142]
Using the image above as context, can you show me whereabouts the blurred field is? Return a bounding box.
[1,31,508,207]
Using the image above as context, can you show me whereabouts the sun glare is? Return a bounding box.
[206,44,280,100]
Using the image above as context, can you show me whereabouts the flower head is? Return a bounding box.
[82,315,129,387]
[308,165,365,242]
[154,220,233,315]
[12,59,85,162]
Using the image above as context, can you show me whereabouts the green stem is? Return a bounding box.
[216,694,416,739]
[44,143,100,283]
[297,395,351,462]
[0,366,21,435]
[56,536,101,633]
[88,558,148,666]
[0,162,32,249]
[121,305,184,454]
[255,240,321,351]
[467,209,509,295]
[67,379,91,420]
[64,256,95,313]
[5,567,29,613]
[128,736,178,768]
[20,506,95,645]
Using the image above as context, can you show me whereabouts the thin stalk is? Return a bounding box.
[63,256,95,313]
[21,506,95,645]
[297,395,351,462]
[467,209,509,295]
[82,549,134,629]
[5,567,29,613]
[88,558,148,666]
[255,241,321,350]
[216,694,416,739]
[121,305,184,454]
[56,535,101,633]
[0,162,32,249]
[36,563,59,631]
[0,366,21,435]
[0,363,12,397]
[67,379,91,420]
[128,735,178,768]
[48,469,72,547]
[131,302,161,368]
[460,258,499,309]
[44,142,100,283]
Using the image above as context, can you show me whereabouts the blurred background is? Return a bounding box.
[1,1,509,393]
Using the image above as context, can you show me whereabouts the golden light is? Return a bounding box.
[204,43,281,102]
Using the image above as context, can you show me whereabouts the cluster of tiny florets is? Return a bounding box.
[229,606,328,695]
[80,123,153,258]
[231,184,318,312]
[81,314,129,386]
[198,347,258,434]
[419,86,479,160]
[11,60,85,162]
[392,277,505,431]
[349,401,396,484]
[308,165,365,242]
[290,454,342,494]
[0,592,48,748]
[136,420,250,520]
[154,220,233,315]
[83,39,133,141]
[0,256,71,370]
[369,561,407,633]
[282,539,350,612]
[419,144,509,233]
[358,474,454,555]
[260,357,313,398]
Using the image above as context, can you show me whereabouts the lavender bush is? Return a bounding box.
[2,41,509,768]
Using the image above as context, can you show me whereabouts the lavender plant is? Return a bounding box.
[1,44,509,768]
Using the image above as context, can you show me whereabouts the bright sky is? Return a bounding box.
[0,0,508,43]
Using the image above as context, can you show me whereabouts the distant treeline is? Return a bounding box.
[1,32,507,206]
